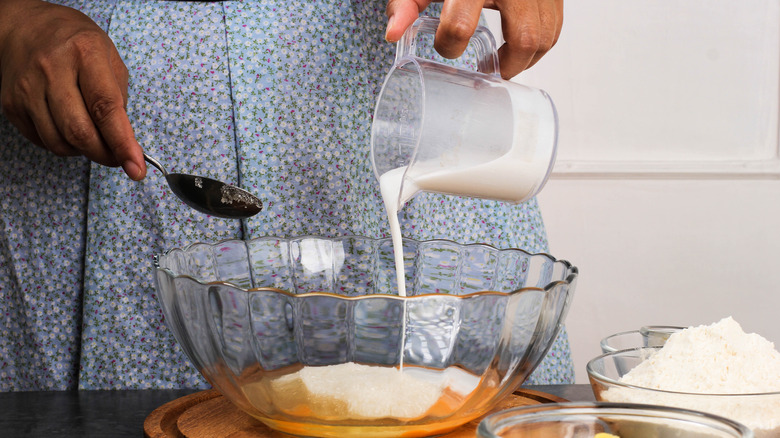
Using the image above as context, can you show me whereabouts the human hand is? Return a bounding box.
[384,0,563,79]
[0,0,146,180]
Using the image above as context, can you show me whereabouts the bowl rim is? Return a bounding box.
[587,346,780,397]
[153,234,579,297]
[599,325,687,351]
[477,401,754,437]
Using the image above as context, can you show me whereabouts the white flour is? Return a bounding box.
[602,317,780,436]
[258,363,482,420]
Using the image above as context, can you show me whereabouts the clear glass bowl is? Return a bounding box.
[599,326,684,354]
[477,402,754,437]
[587,348,780,438]
[153,235,578,438]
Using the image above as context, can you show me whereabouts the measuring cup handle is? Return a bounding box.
[395,16,501,76]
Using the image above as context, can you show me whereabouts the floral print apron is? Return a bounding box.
[0,0,573,390]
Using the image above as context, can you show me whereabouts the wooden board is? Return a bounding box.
[144,388,568,438]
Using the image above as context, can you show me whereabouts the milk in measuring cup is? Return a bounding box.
[379,131,554,298]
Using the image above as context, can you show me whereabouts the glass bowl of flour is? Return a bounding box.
[587,318,780,438]
[153,235,577,438]
[477,402,753,437]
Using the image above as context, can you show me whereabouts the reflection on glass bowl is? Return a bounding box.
[477,402,753,438]
[153,235,578,438]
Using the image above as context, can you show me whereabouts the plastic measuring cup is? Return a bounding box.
[371,17,559,210]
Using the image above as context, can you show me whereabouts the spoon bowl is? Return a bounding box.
[144,153,262,219]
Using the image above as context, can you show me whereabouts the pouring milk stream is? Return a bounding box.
[372,17,559,299]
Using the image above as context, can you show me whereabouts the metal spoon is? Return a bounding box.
[143,153,262,219]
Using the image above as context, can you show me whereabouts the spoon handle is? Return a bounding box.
[143,153,168,177]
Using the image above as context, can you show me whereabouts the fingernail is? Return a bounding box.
[385,15,396,42]
[123,160,143,181]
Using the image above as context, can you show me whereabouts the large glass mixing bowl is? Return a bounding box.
[153,236,578,437]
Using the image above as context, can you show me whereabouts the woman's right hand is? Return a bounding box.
[385,0,563,80]
[0,0,146,180]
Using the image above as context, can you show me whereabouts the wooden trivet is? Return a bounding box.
[144,388,567,438]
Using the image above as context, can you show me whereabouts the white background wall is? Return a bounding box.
[488,1,780,383]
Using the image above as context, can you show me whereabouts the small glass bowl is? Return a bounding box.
[477,402,753,437]
[600,326,684,354]
[587,348,780,438]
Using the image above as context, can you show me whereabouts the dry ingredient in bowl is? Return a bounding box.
[243,362,481,420]
[602,317,780,436]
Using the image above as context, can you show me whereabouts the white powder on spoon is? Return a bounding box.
[603,317,780,435]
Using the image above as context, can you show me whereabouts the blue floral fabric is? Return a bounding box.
[0,0,573,390]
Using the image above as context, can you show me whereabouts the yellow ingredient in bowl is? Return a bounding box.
[595,433,620,438]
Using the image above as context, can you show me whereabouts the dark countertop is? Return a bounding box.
[0,384,595,437]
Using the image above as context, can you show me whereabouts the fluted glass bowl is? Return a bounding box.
[588,348,780,438]
[477,402,753,437]
[153,235,577,438]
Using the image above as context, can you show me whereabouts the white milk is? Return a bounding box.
[379,167,415,298]
[379,146,552,298]
[379,145,551,370]
[379,167,412,368]
[378,97,555,369]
